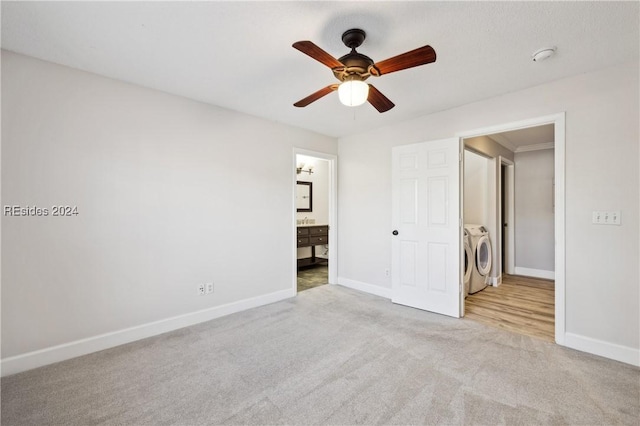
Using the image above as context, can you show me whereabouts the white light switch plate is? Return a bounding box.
[592,210,621,225]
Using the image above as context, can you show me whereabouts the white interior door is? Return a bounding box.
[391,138,461,318]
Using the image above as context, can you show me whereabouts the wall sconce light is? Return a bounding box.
[296,163,314,175]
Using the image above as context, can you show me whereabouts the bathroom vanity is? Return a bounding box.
[296,225,329,268]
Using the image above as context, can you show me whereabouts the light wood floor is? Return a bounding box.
[464,274,555,342]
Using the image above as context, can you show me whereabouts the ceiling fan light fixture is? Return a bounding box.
[292,30,436,112]
[338,80,369,107]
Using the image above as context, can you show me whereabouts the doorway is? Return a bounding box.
[293,149,337,294]
[458,113,565,343]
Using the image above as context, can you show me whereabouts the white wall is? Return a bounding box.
[514,149,555,273]
[1,51,337,370]
[295,155,329,225]
[338,61,639,364]
[464,150,489,226]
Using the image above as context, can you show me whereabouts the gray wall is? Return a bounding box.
[464,135,514,280]
[514,149,555,272]
[338,61,639,361]
[464,150,489,226]
[1,51,337,360]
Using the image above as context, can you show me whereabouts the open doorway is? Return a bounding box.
[293,150,337,294]
[460,119,560,343]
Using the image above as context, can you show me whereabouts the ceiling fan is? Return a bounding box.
[292,29,437,113]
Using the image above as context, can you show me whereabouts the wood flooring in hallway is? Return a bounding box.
[464,274,555,342]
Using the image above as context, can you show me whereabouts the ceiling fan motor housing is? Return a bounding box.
[333,28,380,82]
[333,52,375,82]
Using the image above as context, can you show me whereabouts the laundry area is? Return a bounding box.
[463,147,495,295]
[462,126,556,341]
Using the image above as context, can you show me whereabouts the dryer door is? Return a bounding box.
[476,235,492,275]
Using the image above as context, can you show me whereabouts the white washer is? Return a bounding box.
[465,224,492,294]
[463,228,473,297]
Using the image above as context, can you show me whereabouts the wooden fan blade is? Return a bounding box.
[367,85,395,113]
[372,45,436,76]
[293,41,343,69]
[294,85,338,107]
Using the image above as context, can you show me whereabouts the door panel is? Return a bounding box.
[391,138,461,317]
[400,179,418,224]
[400,241,418,287]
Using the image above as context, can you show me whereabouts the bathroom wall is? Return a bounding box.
[296,155,329,260]
[514,149,555,275]
[296,155,329,226]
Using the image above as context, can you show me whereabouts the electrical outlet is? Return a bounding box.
[385,269,390,277]
[197,284,205,295]
[205,282,214,294]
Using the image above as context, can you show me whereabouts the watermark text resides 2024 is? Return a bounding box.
[3,205,79,217]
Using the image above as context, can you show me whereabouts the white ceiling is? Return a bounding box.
[2,1,638,138]
[488,124,555,153]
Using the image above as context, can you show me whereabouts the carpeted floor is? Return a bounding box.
[2,285,638,425]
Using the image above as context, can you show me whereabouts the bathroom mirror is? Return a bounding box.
[296,181,312,212]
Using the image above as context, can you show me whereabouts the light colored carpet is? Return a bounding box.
[2,285,638,425]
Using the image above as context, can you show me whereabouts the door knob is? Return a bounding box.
[392,230,399,235]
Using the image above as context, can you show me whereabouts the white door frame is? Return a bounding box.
[499,156,515,276]
[456,112,566,345]
[292,148,338,295]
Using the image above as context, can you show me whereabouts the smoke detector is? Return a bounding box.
[532,47,557,62]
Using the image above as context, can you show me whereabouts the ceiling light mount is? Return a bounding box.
[532,47,557,62]
[341,28,366,50]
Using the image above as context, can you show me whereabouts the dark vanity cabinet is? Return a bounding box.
[296,225,329,268]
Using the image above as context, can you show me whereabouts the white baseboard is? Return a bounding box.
[563,332,639,367]
[337,277,392,299]
[514,267,555,280]
[1,288,293,377]
[491,275,502,287]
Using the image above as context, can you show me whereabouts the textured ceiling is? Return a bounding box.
[488,124,555,153]
[2,1,638,138]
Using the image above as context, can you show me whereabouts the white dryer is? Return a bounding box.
[463,228,473,297]
[465,224,492,294]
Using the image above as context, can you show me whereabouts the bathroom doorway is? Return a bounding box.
[293,149,337,293]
